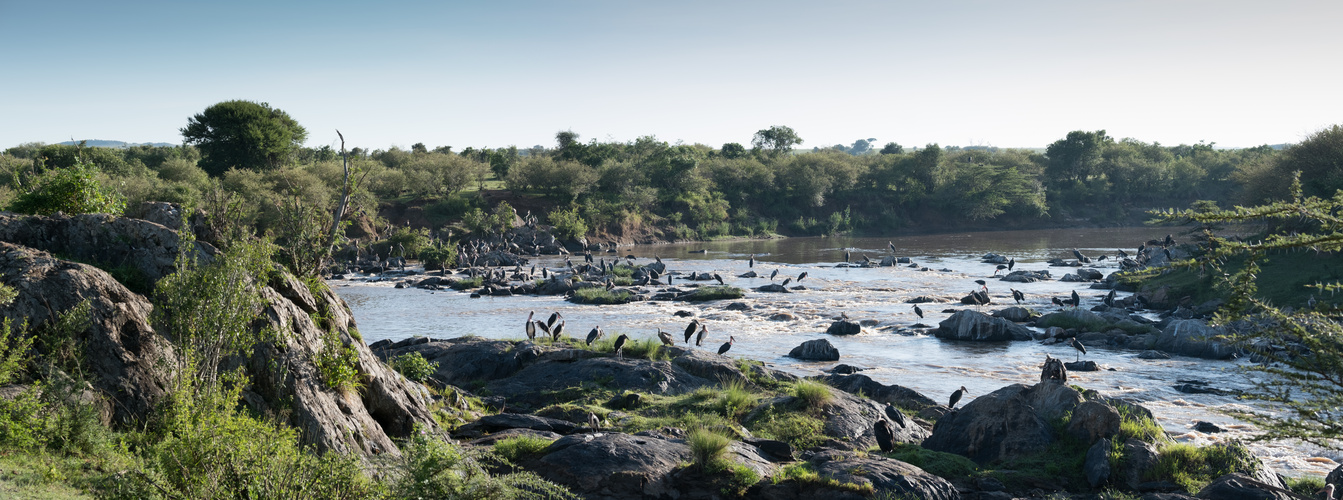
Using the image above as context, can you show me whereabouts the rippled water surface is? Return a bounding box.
[333,227,1340,476]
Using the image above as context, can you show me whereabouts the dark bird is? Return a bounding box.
[696,324,707,347]
[797,272,808,282]
[526,311,536,340]
[1164,234,1174,247]
[586,326,603,345]
[781,277,792,287]
[770,269,779,280]
[974,279,988,291]
[1072,248,1091,263]
[913,304,924,319]
[588,412,600,433]
[612,333,629,360]
[973,290,990,306]
[536,320,551,338]
[655,254,663,264]
[1163,248,1172,261]
[1011,288,1025,304]
[1103,289,1116,307]
[874,419,895,453]
[718,336,735,355]
[1007,258,1015,271]
[862,254,871,265]
[552,320,565,341]
[657,329,674,346]
[889,241,897,255]
[1052,296,1065,307]
[585,251,593,263]
[749,254,755,268]
[713,273,724,285]
[1071,290,1081,308]
[605,278,615,290]
[949,386,968,409]
[845,250,851,263]
[1138,243,1146,255]
[684,319,700,344]
[1070,337,1087,362]
[1117,249,1129,259]
[994,264,1008,275]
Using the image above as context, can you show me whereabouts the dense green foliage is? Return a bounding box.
[391,351,440,382]
[181,100,308,176]
[8,160,125,216]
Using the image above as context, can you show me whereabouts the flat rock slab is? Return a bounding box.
[537,433,691,498]
[809,450,959,500]
[454,412,585,438]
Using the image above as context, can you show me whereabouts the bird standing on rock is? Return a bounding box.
[949,386,968,409]
[1011,288,1025,304]
[781,277,792,287]
[612,334,629,360]
[874,419,895,453]
[658,329,674,346]
[696,324,708,347]
[588,412,600,433]
[718,336,735,355]
[1071,290,1081,308]
[586,326,603,345]
[1007,258,1015,271]
[913,304,924,319]
[1052,296,1065,307]
[552,321,565,341]
[713,273,724,285]
[525,311,536,340]
[748,254,755,268]
[974,279,988,291]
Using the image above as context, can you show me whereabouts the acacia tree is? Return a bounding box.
[1153,173,1343,448]
[181,100,308,177]
[751,125,803,157]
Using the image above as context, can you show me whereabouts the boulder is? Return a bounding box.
[536,433,691,498]
[1196,473,1294,500]
[0,211,216,285]
[755,283,791,293]
[1327,464,1342,497]
[1002,270,1051,282]
[375,337,542,386]
[1154,320,1240,359]
[808,450,959,500]
[935,310,1035,341]
[1067,401,1122,444]
[922,382,1082,464]
[820,374,939,410]
[826,319,862,335]
[789,339,841,361]
[453,412,585,438]
[1119,438,1162,490]
[1078,268,1105,280]
[992,306,1036,322]
[1085,438,1113,487]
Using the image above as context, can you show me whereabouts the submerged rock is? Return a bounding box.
[826,319,862,335]
[789,339,840,361]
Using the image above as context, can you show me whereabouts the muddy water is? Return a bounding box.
[333,227,1340,477]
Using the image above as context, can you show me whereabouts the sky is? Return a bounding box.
[2,0,1341,152]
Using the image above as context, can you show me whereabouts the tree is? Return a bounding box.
[8,160,126,216]
[849,138,876,155]
[719,143,747,159]
[880,142,904,155]
[1044,130,1110,185]
[751,126,803,156]
[1151,175,1343,448]
[411,142,428,154]
[181,100,308,177]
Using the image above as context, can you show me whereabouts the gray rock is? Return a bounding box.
[537,433,691,498]
[820,373,938,410]
[922,382,1082,464]
[755,283,792,293]
[808,450,959,500]
[1121,438,1162,490]
[1139,350,1172,359]
[1194,421,1224,433]
[827,319,862,335]
[1078,268,1105,280]
[454,412,585,438]
[1327,464,1342,498]
[1155,320,1241,359]
[935,310,1035,341]
[1196,473,1294,500]
[992,306,1036,322]
[789,339,841,361]
[1085,438,1113,487]
[1067,401,1122,444]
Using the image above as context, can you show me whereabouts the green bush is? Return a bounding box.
[492,435,554,464]
[681,286,745,302]
[716,379,757,419]
[419,240,458,270]
[883,443,980,481]
[316,331,363,393]
[8,161,126,216]
[548,207,588,241]
[571,287,632,305]
[688,428,731,469]
[747,407,825,450]
[390,352,439,383]
[1146,442,1263,494]
[391,430,575,499]
[792,379,833,409]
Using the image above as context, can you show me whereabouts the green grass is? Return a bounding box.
[681,286,745,302]
[1115,405,1167,444]
[449,276,484,290]
[1035,313,1109,332]
[774,462,875,495]
[881,443,981,481]
[792,379,833,409]
[573,336,668,360]
[1285,476,1325,497]
[0,452,104,499]
[745,406,825,450]
[1145,442,1263,494]
[492,435,555,464]
[688,428,731,469]
[571,287,632,304]
[716,379,757,418]
[608,264,636,278]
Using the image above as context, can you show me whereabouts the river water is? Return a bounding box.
[331,227,1340,478]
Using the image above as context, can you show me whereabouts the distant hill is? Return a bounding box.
[58,140,177,148]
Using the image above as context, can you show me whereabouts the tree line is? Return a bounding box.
[1,100,1335,250]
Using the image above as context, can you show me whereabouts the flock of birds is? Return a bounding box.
[526,310,735,358]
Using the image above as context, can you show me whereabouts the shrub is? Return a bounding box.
[390,352,439,383]
[681,286,745,302]
[8,161,126,216]
[492,435,554,464]
[747,406,825,450]
[571,287,632,305]
[688,428,731,469]
[883,443,980,481]
[450,276,484,290]
[391,430,575,499]
[1147,442,1262,494]
[716,379,757,419]
[549,207,588,241]
[793,379,833,409]
[316,331,363,393]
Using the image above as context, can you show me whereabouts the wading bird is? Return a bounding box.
[612,334,629,360]
[770,269,779,280]
[1011,288,1025,304]
[552,320,565,341]
[1052,296,1065,308]
[1070,337,1087,362]
[1071,290,1081,308]
[586,326,603,345]
[536,320,551,339]
[525,311,536,340]
[684,319,699,344]
[588,412,600,433]
[713,273,724,285]
[1007,258,1015,271]
[781,277,792,287]
[657,329,674,346]
[913,304,924,319]
[748,254,755,268]
[798,272,808,282]
[696,324,707,347]
[974,279,988,291]
[718,336,735,355]
[1103,289,1116,307]
[845,250,851,263]
[994,264,1007,275]
[949,386,968,409]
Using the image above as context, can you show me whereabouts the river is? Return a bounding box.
[331,227,1339,478]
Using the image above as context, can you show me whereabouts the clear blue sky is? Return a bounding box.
[2,0,1340,151]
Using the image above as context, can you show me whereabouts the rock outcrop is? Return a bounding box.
[808,450,960,500]
[922,382,1083,464]
[1154,320,1241,359]
[788,338,840,361]
[935,310,1035,341]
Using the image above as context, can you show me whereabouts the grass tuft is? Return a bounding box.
[492,435,555,464]
[681,286,745,302]
[688,428,731,469]
[792,379,833,409]
[571,287,633,304]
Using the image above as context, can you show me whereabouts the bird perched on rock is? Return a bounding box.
[844,250,851,263]
[696,324,707,347]
[748,254,755,268]
[586,325,603,345]
[1052,296,1066,307]
[1071,290,1081,308]
[874,419,895,453]
[994,264,1008,275]
[713,273,724,285]
[525,311,536,340]
[612,333,629,360]
[548,312,562,329]
[949,386,968,409]
[781,277,792,287]
[588,412,600,433]
[1007,258,1015,271]
[913,304,924,319]
[1011,288,1025,304]
[1103,289,1116,307]
[552,320,565,341]
[718,336,735,355]
[536,320,551,339]
[1070,337,1087,362]
[974,279,988,291]
[657,329,674,346]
